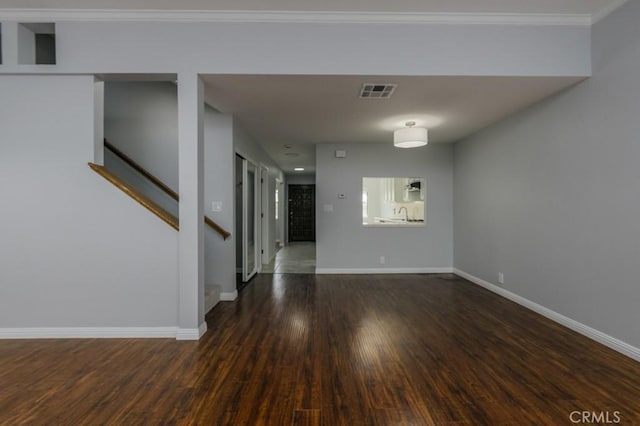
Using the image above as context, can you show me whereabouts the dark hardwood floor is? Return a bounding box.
[1,274,639,425]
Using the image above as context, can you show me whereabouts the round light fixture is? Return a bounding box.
[393,121,428,148]
[294,167,305,171]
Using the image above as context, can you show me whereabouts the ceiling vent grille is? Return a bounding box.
[360,83,397,99]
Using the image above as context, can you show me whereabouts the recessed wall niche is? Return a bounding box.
[18,23,56,65]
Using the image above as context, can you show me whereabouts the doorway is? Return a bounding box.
[288,184,315,242]
[275,179,283,249]
[260,166,269,265]
[235,154,259,283]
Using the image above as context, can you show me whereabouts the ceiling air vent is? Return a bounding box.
[360,83,397,99]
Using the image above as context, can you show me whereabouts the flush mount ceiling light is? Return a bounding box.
[294,167,305,171]
[393,121,428,148]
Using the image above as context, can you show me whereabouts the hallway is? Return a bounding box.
[261,242,316,274]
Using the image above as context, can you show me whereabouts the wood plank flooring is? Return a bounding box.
[1,273,639,425]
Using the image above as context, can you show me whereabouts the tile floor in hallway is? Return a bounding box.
[261,242,316,274]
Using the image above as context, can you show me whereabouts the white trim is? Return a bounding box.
[205,284,221,314]
[0,9,594,26]
[260,164,270,266]
[0,327,177,339]
[220,290,239,301]
[315,267,453,274]
[175,322,207,340]
[591,0,629,24]
[453,269,640,362]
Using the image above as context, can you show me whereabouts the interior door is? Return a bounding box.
[288,184,316,242]
[261,166,269,265]
[242,159,259,282]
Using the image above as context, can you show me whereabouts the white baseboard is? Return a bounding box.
[1,323,210,341]
[176,322,207,341]
[453,268,640,362]
[220,290,238,301]
[315,267,453,274]
[0,327,178,339]
[205,284,221,313]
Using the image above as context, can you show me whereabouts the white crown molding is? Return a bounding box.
[0,327,178,339]
[0,8,593,26]
[453,268,640,362]
[315,267,453,274]
[591,0,629,24]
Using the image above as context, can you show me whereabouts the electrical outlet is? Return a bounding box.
[498,273,504,284]
[379,256,386,265]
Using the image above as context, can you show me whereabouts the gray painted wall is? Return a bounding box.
[32,21,591,77]
[204,109,235,294]
[104,81,179,191]
[316,143,453,271]
[453,0,640,348]
[0,75,178,327]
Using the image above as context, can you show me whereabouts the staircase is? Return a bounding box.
[90,138,231,313]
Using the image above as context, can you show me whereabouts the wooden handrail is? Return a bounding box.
[89,163,179,230]
[205,216,231,240]
[104,140,179,200]
[104,139,231,240]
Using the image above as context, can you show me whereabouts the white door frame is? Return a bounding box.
[275,177,283,248]
[260,165,269,265]
[241,156,259,282]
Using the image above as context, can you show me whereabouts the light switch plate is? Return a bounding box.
[212,201,223,212]
[323,204,334,212]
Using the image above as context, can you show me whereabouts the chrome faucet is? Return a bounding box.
[397,206,408,221]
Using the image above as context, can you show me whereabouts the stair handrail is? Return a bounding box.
[103,139,231,240]
[104,140,178,200]
[89,163,179,230]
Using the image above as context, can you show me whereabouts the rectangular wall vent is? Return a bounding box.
[360,83,397,99]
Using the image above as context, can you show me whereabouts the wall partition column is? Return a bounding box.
[177,72,205,340]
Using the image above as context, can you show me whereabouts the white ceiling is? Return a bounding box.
[203,75,584,174]
[0,0,624,16]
